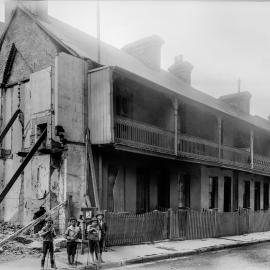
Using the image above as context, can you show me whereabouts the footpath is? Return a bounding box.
[2,231,270,270]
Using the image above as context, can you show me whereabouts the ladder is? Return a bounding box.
[0,128,47,204]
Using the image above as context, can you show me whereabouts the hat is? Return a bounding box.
[95,211,104,218]
[69,216,77,221]
[90,217,98,223]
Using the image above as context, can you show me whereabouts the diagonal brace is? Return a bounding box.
[0,109,22,144]
[0,128,47,204]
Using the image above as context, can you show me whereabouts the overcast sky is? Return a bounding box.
[0,1,270,119]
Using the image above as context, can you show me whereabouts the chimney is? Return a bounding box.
[219,91,252,114]
[5,0,48,23]
[168,55,193,85]
[122,35,164,70]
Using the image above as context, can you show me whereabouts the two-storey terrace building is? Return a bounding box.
[1,1,270,229]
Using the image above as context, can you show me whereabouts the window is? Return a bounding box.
[35,123,47,148]
[254,182,261,211]
[263,182,269,210]
[243,181,250,209]
[178,174,190,209]
[209,177,218,209]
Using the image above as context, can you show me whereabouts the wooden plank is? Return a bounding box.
[55,53,87,142]
[88,67,113,144]
[86,129,100,210]
[30,67,51,114]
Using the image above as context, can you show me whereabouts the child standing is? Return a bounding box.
[39,217,57,269]
[96,211,107,263]
[65,217,81,265]
[87,217,101,264]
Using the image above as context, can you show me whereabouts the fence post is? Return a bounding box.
[168,208,173,240]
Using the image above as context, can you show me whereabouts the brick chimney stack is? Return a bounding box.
[5,0,48,23]
[168,55,193,85]
[122,35,164,70]
[219,91,252,114]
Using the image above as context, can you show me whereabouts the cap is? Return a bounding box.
[90,217,98,223]
[95,211,104,218]
[69,216,77,221]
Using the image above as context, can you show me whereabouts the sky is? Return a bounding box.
[0,1,270,119]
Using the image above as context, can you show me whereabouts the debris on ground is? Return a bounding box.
[0,222,41,263]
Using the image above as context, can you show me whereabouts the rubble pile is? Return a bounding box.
[0,222,40,261]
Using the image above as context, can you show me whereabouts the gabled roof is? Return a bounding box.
[2,7,270,133]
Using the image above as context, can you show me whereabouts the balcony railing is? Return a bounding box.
[254,154,270,173]
[115,117,174,154]
[178,134,219,162]
[114,117,270,174]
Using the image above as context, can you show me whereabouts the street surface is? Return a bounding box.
[116,242,270,270]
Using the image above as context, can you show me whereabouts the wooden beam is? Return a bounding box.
[0,109,21,144]
[86,129,100,210]
[0,128,47,204]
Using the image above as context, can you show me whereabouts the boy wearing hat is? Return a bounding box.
[65,217,81,265]
[87,217,101,264]
[96,211,107,262]
[39,217,57,269]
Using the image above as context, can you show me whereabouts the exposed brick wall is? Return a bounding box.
[0,9,58,84]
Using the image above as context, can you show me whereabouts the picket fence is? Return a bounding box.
[105,209,270,246]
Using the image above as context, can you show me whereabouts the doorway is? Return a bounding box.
[136,169,150,213]
[157,169,170,210]
[254,182,261,211]
[224,177,232,212]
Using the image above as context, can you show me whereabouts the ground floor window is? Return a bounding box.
[263,182,269,210]
[178,174,190,209]
[243,181,250,209]
[209,176,218,209]
[254,181,261,211]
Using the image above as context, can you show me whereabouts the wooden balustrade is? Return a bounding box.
[178,134,219,162]
[253,154,270,173]
[221,145,250,169]
[114,117,270,174]
[115,117,174,154]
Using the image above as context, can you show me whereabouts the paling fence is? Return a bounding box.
[105,211,169,246]
[105,209,270,246]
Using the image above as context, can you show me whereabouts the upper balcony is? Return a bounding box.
[88,66,270,176]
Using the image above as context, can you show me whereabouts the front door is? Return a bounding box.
[224,177,232,212]
[157,169,170,210]
[136,169,150,213]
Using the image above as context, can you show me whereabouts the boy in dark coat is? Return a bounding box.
[96,211,107,262]
[39,217,57,269]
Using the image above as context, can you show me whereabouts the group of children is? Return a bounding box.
[39,212,107,269]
